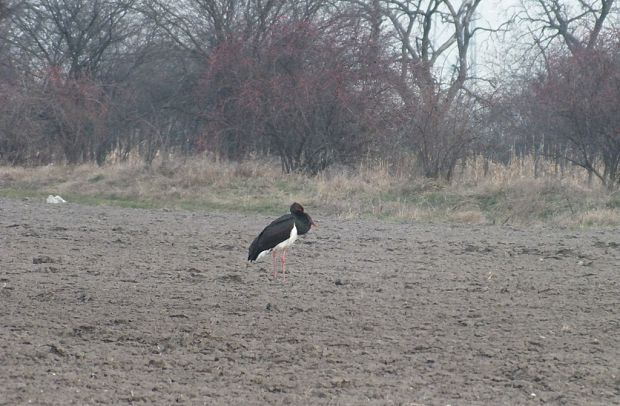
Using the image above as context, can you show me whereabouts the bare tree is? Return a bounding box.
[7,0,140,80]
[393,0,483,179]
[197,16,385,174]
[140,0,326,57]
[508,0,619,187]
[532,39,620,189]
[518,0,616,56]
[0,1,22,51]
[2,0,148,163]
[343,0,488,179]
[0,0,22,21]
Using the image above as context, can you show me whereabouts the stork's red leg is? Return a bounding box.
[271,250,277,278]
[281,250,287,282]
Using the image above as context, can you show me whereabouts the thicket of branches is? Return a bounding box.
[0,0,618,187]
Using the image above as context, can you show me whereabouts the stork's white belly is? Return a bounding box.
[275,224,298,250]
[255,224,298,261]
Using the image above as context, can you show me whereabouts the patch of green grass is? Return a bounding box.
[471,190,507,223]
[538,194,572,219]
[0,187,155,210]
[378,185,453,206]
[89,174,105,183]
[419,191,462,208]
[475,190,505,212]
[69,194,156,209]
[0,187,48,200]
[606,195,620,209]
[174,197,285,215]
[243,200,288,214]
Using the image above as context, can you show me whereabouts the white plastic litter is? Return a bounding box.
[46,195,67,204]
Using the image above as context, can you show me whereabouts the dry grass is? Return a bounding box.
[565,209,620,228]
[1,154,618,228]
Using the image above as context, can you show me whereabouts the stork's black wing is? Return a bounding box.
[248,214,295,261]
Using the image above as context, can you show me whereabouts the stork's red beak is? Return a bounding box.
[311,219,318,228]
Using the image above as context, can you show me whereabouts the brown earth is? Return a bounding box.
[1,197,619,405]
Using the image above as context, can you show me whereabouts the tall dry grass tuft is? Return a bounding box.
[0,153,618,227]
[453,155,592,187]
[573,209,620,227]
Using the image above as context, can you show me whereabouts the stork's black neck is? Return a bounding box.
[292,212,313,235]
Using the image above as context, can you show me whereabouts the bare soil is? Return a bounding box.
[1,197,619,405]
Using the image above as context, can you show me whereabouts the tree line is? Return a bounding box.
[0,0,618,187]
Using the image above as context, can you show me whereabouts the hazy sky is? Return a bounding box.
[471,0,524,80]
[477,0,519,26]
[421,1,520,82]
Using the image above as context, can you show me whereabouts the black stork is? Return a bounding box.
[248,202,317,279]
